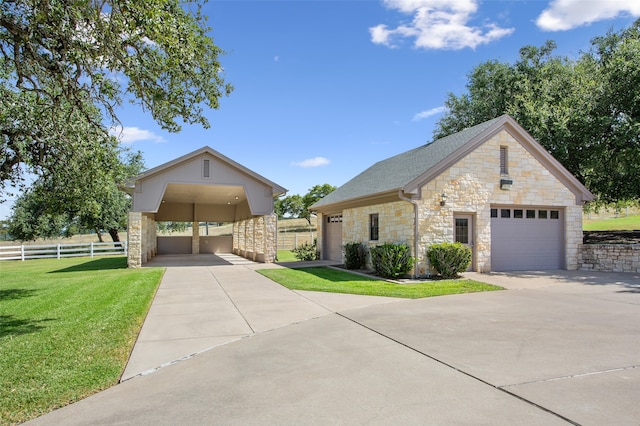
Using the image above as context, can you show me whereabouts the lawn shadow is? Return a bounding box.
[50,257,127,273]
[0,288,39,301]
[0,315,54,338]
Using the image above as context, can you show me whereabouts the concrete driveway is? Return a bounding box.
[27,259,640,425]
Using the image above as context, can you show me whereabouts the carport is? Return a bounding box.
[122,146,287,268]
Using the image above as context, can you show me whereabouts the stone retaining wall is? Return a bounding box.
[580,244,640,273]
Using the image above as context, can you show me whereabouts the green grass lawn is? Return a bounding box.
[257,267,502,299]
[583,214,640,231]
[0,257,164,425]
[276,250,298,262]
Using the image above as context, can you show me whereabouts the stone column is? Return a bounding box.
[192,221,200,254]
[127,212,142,268]
[264,213,277,263]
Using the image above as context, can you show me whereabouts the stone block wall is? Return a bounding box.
[580,244,640,273]
[128,211,142,268]
[342,201,415,270]
[232,214,277,263]
[417,129,583,273]
[127,212,157,268]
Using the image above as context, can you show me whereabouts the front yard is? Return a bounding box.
[0,257,163,425]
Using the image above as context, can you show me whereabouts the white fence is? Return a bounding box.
[0,242,127,261]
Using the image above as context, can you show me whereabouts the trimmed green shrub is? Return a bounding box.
[343,242,367,269]
[427,242,472,279]
[370,243,415,279]
[291,238,318,261]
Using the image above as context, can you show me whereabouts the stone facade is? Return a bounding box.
[333,130,585,275]
[580,244,640,273]
[127,212,157,268]
[342,202,415,269]
[232,214,277,263]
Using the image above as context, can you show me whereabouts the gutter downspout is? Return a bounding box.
[398,190,420,278]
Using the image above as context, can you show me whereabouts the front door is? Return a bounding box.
[454,214,474,271]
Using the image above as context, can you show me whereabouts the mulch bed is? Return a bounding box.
[583,230,640,245]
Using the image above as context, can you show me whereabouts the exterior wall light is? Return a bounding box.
[440,193,447,206]
[500,178,513,190]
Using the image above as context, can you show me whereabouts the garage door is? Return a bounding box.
[323,215,343,261]
[491,207,564,271]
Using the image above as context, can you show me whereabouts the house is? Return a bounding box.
[122,146,286,267]
[310,115,594,274]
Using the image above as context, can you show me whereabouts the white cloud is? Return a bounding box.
[109,126,166,144]
[413,106,447,121]
[370,0,514,50]
[537,0,640,31]
[291,157,330,168]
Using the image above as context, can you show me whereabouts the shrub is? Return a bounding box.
[370,243,415,279]
[343,242,367,269]
[291,238,318,261]
[427,242,472,278]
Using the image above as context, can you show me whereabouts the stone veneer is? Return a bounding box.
[341,202,415,270]
[127,212,157,268]
[128,212,277,267]
[232,214,277,263]
[580,244,640,273]
[335,129,584,275]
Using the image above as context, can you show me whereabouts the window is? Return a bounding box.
[490,208,497,218]
[455,218,469,244]
[501,209,511,218]
[327,215,342,223]
[514,209,523,218]
[526,209,536,219]
[369,214,379,241]
[550,210,560,219]
[203,159,210,178]
[500,146,508,175]
[538,210,548,219]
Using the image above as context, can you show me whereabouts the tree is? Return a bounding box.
[302,184,336,225]
[8,150,144,242]
[275,194,304,219]
[7,189,71,241]
[434,21,640,204]
[1,0,232,194]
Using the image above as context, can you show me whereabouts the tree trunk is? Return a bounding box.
[95,227,104,242]
[108,228,122,246]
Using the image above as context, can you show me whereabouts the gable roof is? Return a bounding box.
[311,115,593,210]
[123,145,287,196]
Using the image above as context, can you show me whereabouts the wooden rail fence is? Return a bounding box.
[0,242,127,261]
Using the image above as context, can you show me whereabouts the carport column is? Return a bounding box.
[127,211,142,268]
[141,215,148,264]
[192,221,200,255]
[264,213,277,263]
[246,218,255,261]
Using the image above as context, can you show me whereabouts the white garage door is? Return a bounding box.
[323,215,343,261]
[491,207,564,271]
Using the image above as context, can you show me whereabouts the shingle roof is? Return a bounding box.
[312,115,505,209]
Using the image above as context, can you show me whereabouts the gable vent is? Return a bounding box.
[203,159,210,178]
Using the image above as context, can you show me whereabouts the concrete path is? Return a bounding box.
[122,254,406,380]
[27,263,640,425]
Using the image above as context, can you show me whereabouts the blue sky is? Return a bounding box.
[2,0,639,219]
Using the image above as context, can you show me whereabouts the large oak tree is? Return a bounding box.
[434,20,640,204]
[1,0,232,194]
